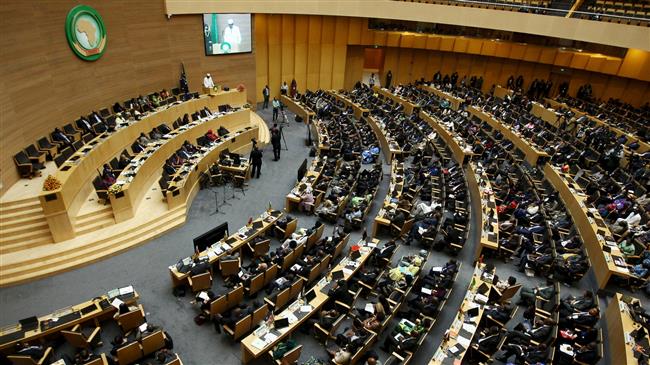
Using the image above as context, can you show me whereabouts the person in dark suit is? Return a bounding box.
[567,308,599,327]
[518,284,554,306]
[76,116,96,136]
[574,342,598,364]
[477,326,501,353]
[560,291,595,317]
[110,334,130,356]
[507,318,554,344]
[249,146,263,179]
[52,127,74,149]
[163,159,177,175]
[15,343,45,360]
[271,124,282,161]
[131,140,145,154]
[327,280,352,308]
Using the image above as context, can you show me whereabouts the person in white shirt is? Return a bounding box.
[203,73,215,89]
[222,19,241,52]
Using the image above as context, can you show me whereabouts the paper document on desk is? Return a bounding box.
[251,338,267,350]
[119,285,134,295]
[264,332,278,342]
[198,291,210,301]
[462,323,477,333]
[342,268,354,277]
[365,303,375,314]
[300,305,312,313]
[456,335,471,348]
[139,323,148,332]
[111,298,124,309]
[286,313,298,324]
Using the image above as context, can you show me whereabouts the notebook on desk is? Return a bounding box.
[252,221,263,230]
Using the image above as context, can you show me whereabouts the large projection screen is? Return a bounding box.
[203,13,252,55]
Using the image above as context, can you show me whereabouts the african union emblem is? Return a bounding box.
[65,5,107,61]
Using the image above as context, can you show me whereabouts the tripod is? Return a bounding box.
[279,125,288,151]
[209,188,225,215]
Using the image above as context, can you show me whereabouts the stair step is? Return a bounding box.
[1,207,186,272]
[0,209,186,285]
[0,200,41,215]
[75,207,113,222]
[0,197,40,208]
[0,214,47,230]
[0,236,54,255]
[0,221,49,236]
[0,227,52,245]
[0,208,45,225]
[75,217,116,235]
[1,215,186,286]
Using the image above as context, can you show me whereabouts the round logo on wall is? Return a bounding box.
[65,5,107,61]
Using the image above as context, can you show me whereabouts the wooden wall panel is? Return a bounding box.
[332,17,349,90]
[294,16,309,93]
[306,16,322,90]
[255,14,269,100]
[267,15,283,98]
[281,15,295,88]
[411,50,429,81]
[1,0,256,192]
[344,46,363,90]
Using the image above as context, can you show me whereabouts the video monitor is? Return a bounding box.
[203,14,252,55]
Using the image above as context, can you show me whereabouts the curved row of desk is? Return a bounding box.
[39,90,247,241]
[411,83,642,365]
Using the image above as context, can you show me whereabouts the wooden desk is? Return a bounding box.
[606,293,647,365]
[420,111,473,164]
[219,160,251,181]
[543,164,632,289]
[419,84,464,111]
[328,90,397,163]
[328,90,370,120]
[365,115,402,163]
[285,157,326,213]
[531,101,561,127]
[0,288,139,352]
[165,127,257,210]
[109,109,252,222]
[429,263,494,364]
[168,210,283,287]
[240,239,375,363]
[545,99,649,154]
[313,119,330,152]
[467,164,499,259]
[372,160,404,237]
[39,90,246,241]
[494,85,513,100]
[374,86,416,115]
[469,107,549,165]
[280,95,314,124]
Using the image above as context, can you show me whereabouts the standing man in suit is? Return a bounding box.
[262,85,270,109]
[249,146,263,179]
[272,98,280,121]
[271,124,281,161]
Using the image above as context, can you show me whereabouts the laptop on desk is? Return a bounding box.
[274,318,290,330]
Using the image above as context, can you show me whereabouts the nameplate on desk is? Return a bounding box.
[44,193,58,202]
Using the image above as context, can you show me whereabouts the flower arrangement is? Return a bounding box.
[108,184,123,195]
[43,175,61,191]
[237,83,246,92]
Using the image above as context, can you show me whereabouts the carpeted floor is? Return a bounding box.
[0,103,643,365]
